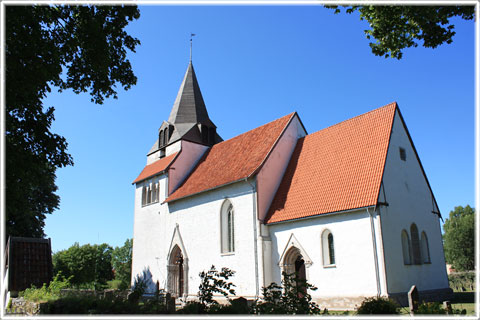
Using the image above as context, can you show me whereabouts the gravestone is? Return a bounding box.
[408,285,419,315]
[443,301,452,315]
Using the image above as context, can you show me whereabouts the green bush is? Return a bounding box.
[449,271,475,292]
[41,295,170,314]
[197,265,236,307]
[21,272,72,302]
[176,301,207,314]
[356,297,400,314]
[254,272,320,315]
[416,301,446,314]
[107,279,122,290]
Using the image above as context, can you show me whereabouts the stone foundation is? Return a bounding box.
[313,296,368,311]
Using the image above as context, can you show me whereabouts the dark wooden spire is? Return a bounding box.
[168,62,214,126]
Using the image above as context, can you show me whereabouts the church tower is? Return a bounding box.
[148,62,222,159]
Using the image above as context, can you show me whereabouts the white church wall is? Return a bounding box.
[168,141,209,195]
[257,115,306,222]
[146,150,161,165]
[131,174,169,291]
[380,111,449,295]
[268,209,379,307]
[166,140,181,156]
[133,180,259,298]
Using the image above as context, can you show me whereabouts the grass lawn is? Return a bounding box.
[451,291,476,316]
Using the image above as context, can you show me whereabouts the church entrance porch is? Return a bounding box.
[167,245,185,298]
[283,246,307,296]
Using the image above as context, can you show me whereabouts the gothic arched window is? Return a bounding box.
[401,230,411,265]
[421,231,431,263]
[159,130,164,147]
[410,223,422,265]
[221,200,235,253]
[322,229,335,266]
[163,128,168,146]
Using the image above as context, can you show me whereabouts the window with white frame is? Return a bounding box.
[322,229,335,266]
[401,229,411,265]
[141,180,160,206]
[221,200,235,253]
[420,231,431,263]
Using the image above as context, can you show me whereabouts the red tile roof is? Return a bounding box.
[165,113,295,202]
[132,152,179,184]
[265,103,397,224]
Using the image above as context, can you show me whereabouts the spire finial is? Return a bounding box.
[190,33,196,62]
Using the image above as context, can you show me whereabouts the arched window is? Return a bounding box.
[221,200,235,253]
[322,230,335,266]
[163,128,168,146]
[410,223,422,265]
[421,231,431,263]
[401,230,411,265]
[159,130,164,147]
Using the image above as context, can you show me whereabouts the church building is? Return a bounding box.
[131,61,451,309]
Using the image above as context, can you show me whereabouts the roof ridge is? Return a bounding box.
[247,112,297,179]
[307,102,397,138]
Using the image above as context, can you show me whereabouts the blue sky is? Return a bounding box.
[42,5,475,252]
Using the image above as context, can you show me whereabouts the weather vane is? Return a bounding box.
[190,33,196,62]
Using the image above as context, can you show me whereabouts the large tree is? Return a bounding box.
[53,242,114,286]
[443,205,475,271]
[329,6,474,59]
[111,238,133,289]
[5,5,140,238]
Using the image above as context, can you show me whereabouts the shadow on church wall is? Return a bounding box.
[133,267,156,293]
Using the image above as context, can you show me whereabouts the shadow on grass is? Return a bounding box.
[452,292,475,304]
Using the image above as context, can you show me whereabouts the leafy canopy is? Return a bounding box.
[6,5,140,238]
[53,242,114,287]
[443,205,475,271]
[328,6,474,59]
[111,239,133,290]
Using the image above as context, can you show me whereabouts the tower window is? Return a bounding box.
[163,128,168,146]
[399,147,406,161]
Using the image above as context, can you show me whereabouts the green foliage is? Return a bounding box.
[254,272,320,315]
[5,5,140,239]
[443,205,475,271]
[111,239,133,290]
[21,272,72,302]
[416,301,446,314]
[41,295,169,314]
[197,265,236,307]
[176,301,207,314]
[449,271,476,292]
[53,242,114,286]
[328,6,474,59]
[356,296,400,314]
[107,279,123,290]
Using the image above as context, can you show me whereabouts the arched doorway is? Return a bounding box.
[168,245,184,297]
[283,246,307,296]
